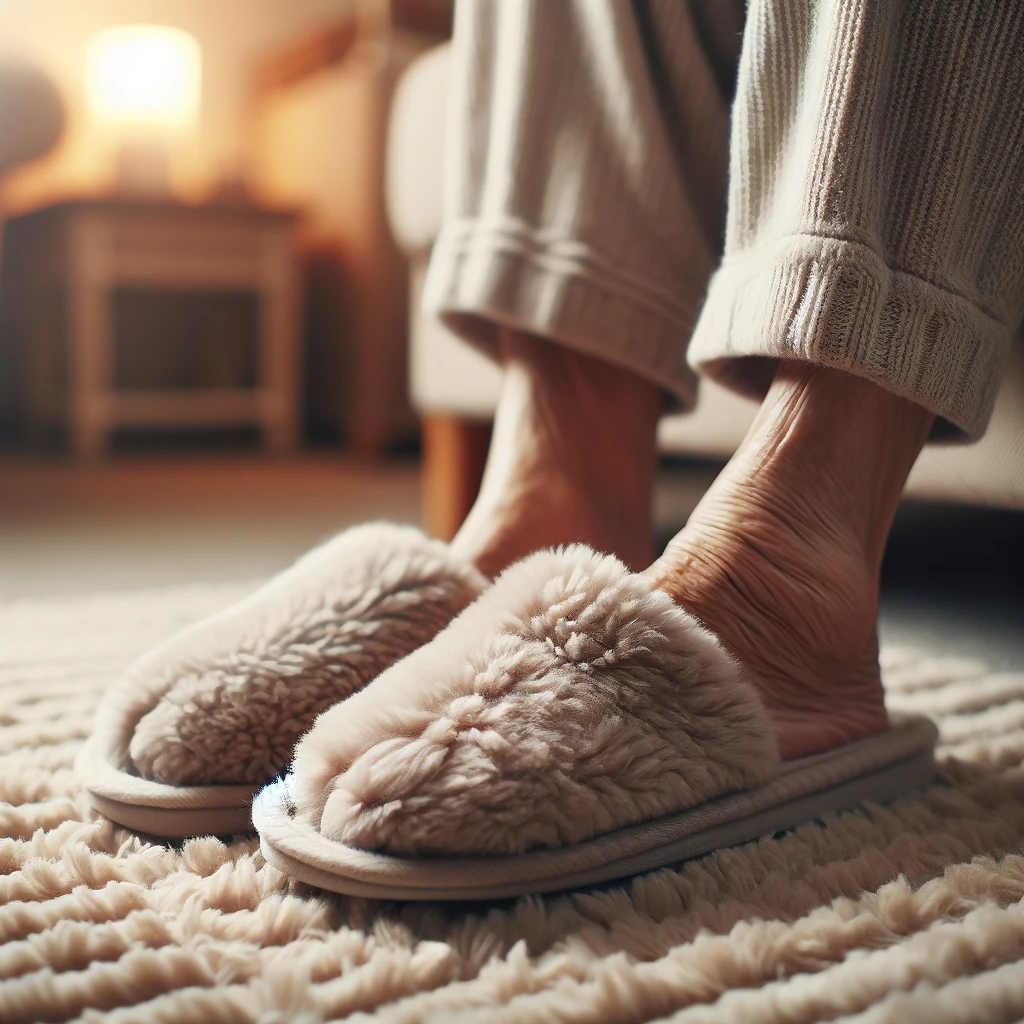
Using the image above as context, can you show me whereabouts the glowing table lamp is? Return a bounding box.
[86,25,201,195]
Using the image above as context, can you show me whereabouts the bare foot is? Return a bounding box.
[450,329,662,578]
[645,363,934,759]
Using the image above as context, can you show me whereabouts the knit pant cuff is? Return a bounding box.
[423,223,701,411]
[688,234,1009,439]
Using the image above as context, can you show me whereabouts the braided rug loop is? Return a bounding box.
[1,585,1023,1023]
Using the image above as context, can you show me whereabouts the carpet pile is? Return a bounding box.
[1,583,1023,1023]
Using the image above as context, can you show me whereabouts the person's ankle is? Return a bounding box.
[451,330,660,577]
[744,362,935,568]
[645,362,933,758]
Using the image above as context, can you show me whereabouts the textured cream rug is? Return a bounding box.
[2,584,1024,1024]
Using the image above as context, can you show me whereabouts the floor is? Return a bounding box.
[878,499,1024,671]
[0,457,424,599]
[6,584,1023,1021]
[0,456,719,600]
[2,455,1021,669]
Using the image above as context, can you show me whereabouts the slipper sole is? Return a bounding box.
[77,735,258,837]
[253,713,937,900]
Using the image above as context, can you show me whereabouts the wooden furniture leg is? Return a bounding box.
[69,218,112,461]
[261,234,300,455]
[421,414,490,542]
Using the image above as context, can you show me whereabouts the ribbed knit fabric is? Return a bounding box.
[425,0,1024,438]
[691,0,1024,438]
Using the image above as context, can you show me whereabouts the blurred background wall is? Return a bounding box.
[0,0,364,209]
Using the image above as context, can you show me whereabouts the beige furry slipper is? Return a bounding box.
[253,545,938,900]
[76,523,488,838]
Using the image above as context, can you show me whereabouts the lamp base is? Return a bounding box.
[114,139,171,197]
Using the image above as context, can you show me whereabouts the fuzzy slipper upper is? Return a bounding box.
[85,523,487,795]
[289,545,782,858]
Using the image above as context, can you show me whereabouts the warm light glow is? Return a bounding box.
[87,25,201,127]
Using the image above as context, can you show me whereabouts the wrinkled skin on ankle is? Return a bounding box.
[291,546,780,857]
[642,362,934,759]
[115,525,487,786]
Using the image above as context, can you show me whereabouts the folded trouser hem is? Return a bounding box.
[688,234,1007,438]
[423,223,702,411]
[688,234,1009,439]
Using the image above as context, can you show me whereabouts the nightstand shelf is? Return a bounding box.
[5,197,302,457]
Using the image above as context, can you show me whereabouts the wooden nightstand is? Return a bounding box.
[4,198,301,458]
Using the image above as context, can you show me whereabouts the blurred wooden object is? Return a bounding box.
[421,414,489,541]
[5,198,301,458]
[249,0,451,457]
[253,24,360,97]
[253,1,452,97]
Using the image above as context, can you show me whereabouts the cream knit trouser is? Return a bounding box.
[424,0,1024,439]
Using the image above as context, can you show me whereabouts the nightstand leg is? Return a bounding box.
[261,239,301,455]
[71,414,106,460]
[265,410,298,454]
[69,226,111,461]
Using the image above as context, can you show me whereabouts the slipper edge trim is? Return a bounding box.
[257,742,936,900]
[255,713,938,895]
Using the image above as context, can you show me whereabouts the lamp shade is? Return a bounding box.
[87,25,200,129]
